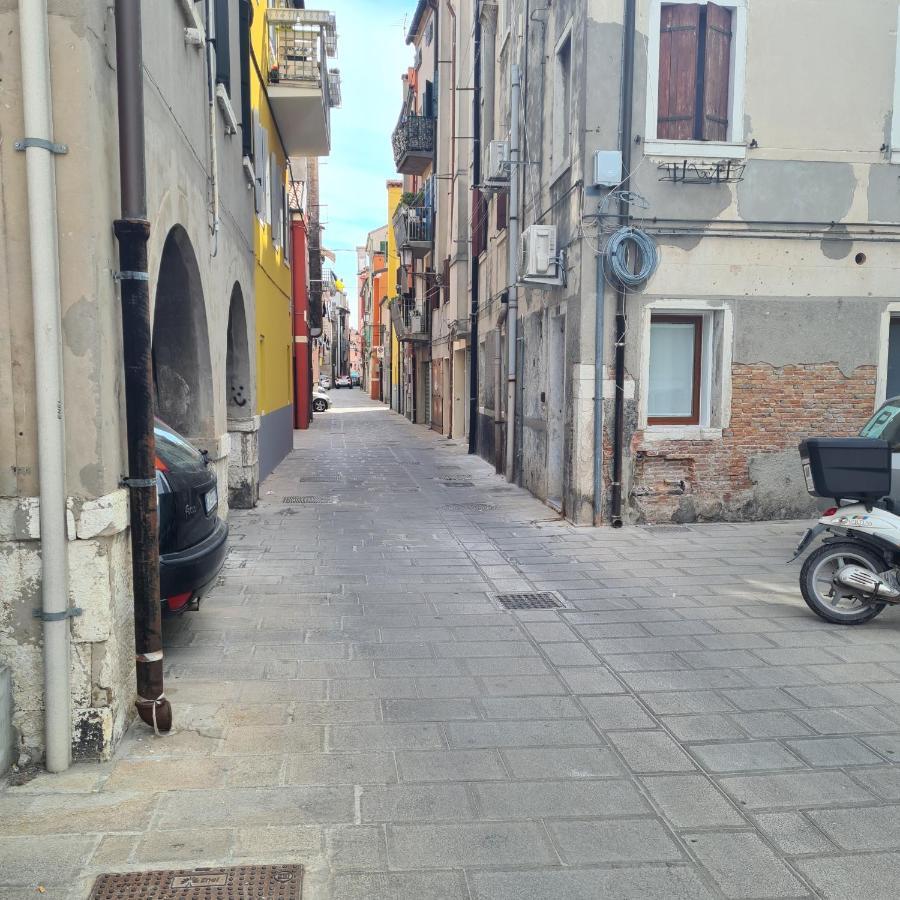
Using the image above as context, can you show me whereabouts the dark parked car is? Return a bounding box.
[155,420,228,613]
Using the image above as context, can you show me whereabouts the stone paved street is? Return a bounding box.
[6,389,900,898]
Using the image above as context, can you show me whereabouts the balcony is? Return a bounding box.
[266,5,338,157]
[390,296,430,343]
[392,114,434,175]
[392,203,433,255]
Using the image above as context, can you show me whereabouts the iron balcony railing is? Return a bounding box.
[391,114,435,170]
[392,204,433,249]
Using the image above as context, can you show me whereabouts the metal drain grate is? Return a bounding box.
[444,503,497,512]
[283,496,337,504]
[90,864,302,899]
[440,481,474,487]
[495,591,565,610]
[298,475,342,483]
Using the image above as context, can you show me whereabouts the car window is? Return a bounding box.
[861,401,900,449]
[155,420,204,468]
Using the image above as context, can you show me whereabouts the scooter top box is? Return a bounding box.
[799,437,891,502]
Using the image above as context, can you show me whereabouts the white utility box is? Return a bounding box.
[522,224,563,285]
[593,149,623,187]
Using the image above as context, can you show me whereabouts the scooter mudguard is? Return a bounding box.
[788,523,827,563]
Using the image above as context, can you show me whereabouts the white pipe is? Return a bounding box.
[19,0,71,772]
[504,63,521,481]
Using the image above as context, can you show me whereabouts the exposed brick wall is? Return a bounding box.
[629,363,877,523]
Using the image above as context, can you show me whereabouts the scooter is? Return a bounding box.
[792,437,900,625]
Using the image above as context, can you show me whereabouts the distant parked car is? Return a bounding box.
[155,420,228,614]
[319,375,331,390]
[335,375,351,388]
[350,373,361,387]
[312,388,330,412]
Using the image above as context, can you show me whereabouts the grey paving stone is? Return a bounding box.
[522,622,579,642]
[387,822,555,868]
[641,775,746,827]
[470,866,717,900]
[332,871,469,900]
[382,698,480,721]
[360,784,472,822]
[784,683,889,707]
[728,711,814,738]
[622,669,751,692]
[641,691,735,715]
[786,736,884,767]
[557,667,624,694]
[283,752,397,785]
[329,678,417,700]
[605,652,692,672]
[328,724,445,751]
[435,641,539,658]
[463,657,552,676]
[662,714,748,741]
[397,749,508,781]
[689,740,804,773]
[753,811,835,855]
[414,676,482,698]
[795,706,900,735]
[549,817,682,864]
[719,771,874,809]
[326,824,388,872]
[807,804,900,850]
[500,746,624,779]
[477,675,568,696]
[0,834,97,887]
[684,831,808,898]
[581,696,657,729]
[480,696,581,719]
[794,852,900,900]
[540,643,601,666]
[473,779,649,819]
[607,731,696,773]
[848,765,900,799]
[718,688,798,711]
[446,719,601,749]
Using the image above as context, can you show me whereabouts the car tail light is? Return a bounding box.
[155,456,168,472]
[823,507,838,517]
[165,591,192,612]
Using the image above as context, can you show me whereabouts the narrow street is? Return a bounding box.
[3,390,900,898]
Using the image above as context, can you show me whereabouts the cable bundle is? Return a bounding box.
[605,226,659,288]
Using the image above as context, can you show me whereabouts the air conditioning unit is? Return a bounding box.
[522,224,563,285]
[485,140,510,186]
[410,312,424,333]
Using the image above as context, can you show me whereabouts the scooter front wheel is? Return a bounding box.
[800,541,887,625]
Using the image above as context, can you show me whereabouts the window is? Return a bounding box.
[647,0,747,157]
[471,188,488,257]
[238,0,251,158]
[214,0,231,93]
[657,3,731,141]
[648,315,703,425]
[552,29,572,174]
[496,191,508,232]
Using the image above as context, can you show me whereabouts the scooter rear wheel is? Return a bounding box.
[800,541,887,625]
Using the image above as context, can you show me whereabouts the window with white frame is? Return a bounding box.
[646,0,747,157]
[643,305,732,433]
[552,26,572,174]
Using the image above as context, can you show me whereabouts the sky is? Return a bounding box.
[318,0,414,327]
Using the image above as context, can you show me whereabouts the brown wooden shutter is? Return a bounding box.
[496,191,508,231]
[702,3,732,141]
[442,255,451,304]
[657,4,700,140]
[471,188,487,257]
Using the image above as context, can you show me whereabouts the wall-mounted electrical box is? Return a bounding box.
[593,150,623,188]
[522,225,563,286]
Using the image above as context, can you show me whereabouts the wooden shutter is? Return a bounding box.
[214,0,231,92]
[442,255,451,304]
[496,191,508,231]
[701,3,732,141]
[471,188,487,257]
[657,4,700,140]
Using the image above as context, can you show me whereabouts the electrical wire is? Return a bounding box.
[605,226,659,288]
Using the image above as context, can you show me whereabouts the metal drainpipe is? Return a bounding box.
[504,63,521,482]
[113,0,172,734]
[610,0,636,528]
[18,0,72,772]
[592,249,606,526]
[205,0,220,253]
[467,2,482,455]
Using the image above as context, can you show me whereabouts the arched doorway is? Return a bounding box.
[152,226,213,440]
[226,284,258,508]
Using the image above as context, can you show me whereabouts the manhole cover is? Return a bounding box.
[444,503,496,512]
[440,481,474,487]
[283,496,337,504]
[495,591,565,610]
[90,864,302,899]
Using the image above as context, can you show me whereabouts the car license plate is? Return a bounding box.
[802,462,815,493]
[204,486,218,514]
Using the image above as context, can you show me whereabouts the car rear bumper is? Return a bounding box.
[160,518,228,599]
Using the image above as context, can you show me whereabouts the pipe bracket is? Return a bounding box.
[113,271,150,282]
[121,476,156,489]
[33,607,82,622]
[15,137,68,154]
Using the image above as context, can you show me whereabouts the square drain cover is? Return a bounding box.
[283,496,336,504]
[444,503,496,512]
[495,591,564,610]
[90,864,302,899]
[440,481,474,488]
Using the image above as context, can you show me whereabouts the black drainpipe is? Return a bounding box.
[467,2,482,455]
[610,0,636,527]
[113,0,172,733]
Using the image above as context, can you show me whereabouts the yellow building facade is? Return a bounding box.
[386,180,402,409]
